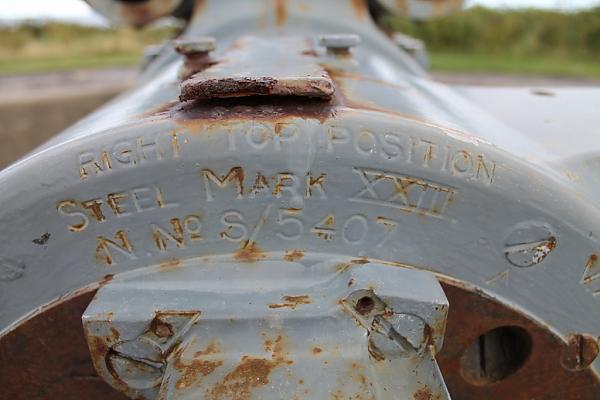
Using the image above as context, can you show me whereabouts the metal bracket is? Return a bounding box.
[83,260,450,399]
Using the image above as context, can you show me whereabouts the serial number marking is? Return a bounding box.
[92,208,401,266]
[350,167,455,219]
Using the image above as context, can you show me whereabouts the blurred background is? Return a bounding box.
[1,0,599,169]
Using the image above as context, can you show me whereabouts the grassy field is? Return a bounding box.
[1,6,600,77]
[0,53,141,75]
[0,22,175,75]
[429,52,600,77]
[383,6,600,76]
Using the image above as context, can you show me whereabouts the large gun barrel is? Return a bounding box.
[1,1,599,400]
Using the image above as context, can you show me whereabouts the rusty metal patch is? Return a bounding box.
[179,37,335,101]
[2,281,599,399]
[437,282,600,400]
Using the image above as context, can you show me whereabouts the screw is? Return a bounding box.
[107,338,164,390]
[319,34,360,55]
[0,258,25,282]
[174,37,216,56]
[369,313,428,361]
[151,317,174,339]
[504,222,557,267]
[174,37,217,81]
[561,334,599,371]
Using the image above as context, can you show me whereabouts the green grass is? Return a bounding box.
[0,21,176,75]
[0,52,142,75]
[2,7,600,78]
[429,52,600,77]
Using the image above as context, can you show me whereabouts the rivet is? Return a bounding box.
[318,34,360,55]
[174,37,216,56]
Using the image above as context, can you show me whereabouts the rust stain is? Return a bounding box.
[414,387,433,400]
[159,258,181,271]
[82,199,106,222]
[234,241,268,263]
[269,295,311,310]
[283,249,304,262]
[0,289,126,400]
[174,342,224,389]
[3,274,600,400]
[180,55,218,81]
[582,254,599,285]
[274,0,287,26]
[436,281,600,400]
[150,318,173,339]
[312,347,323,355]
[180,76,334,102]
[108,327,120,341]
[196,342,220,356]
[207,334,291,400]
[336,262,353,273]
[350,0,368,19]
[89,335,109,366]
[192,0,206,17]
[163,95,336,134]
[263,339,274,352]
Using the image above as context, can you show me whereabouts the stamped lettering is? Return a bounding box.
[79,131,182,180]
[350,167,455,218]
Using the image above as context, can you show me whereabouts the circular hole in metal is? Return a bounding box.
[460,326,532,386]
[355,296,375,315]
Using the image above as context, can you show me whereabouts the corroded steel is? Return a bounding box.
[82,263,449,399]
[1,1,600,399]
[179,37,335,101]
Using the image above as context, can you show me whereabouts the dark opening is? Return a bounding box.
[460,326,532,385]
[355,296,375,315]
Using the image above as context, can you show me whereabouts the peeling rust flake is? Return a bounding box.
[179,36,335,101]
[268,295,311,310]
[283,249,304,262]
[207,334,290,400]
[274,0,287,26]
[174,342,224,389]
[169,95,335,127]
[234,242,268,263]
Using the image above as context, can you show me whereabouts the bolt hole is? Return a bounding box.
[460,326,532,386]
[355,296,375,315]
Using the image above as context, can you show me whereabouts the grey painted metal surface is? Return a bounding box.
[83,262,449,399]
[1,0,600,398]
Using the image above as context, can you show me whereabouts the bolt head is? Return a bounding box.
[318,34,361,50]
[174,37,216,55]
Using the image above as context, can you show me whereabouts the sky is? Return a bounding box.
[0,0,598,24]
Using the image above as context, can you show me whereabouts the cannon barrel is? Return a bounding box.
[1,1,599,400]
